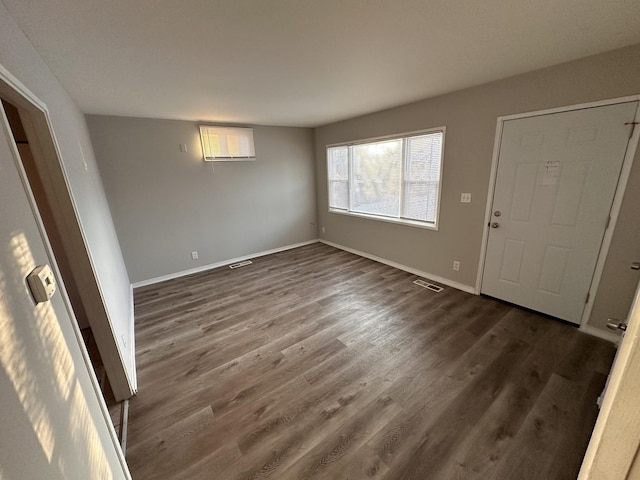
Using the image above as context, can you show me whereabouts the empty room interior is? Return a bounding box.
[2,1,640,479]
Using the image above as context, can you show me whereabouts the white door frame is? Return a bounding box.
[0,64,131,476]
[0,63,135,399]
[475,95,640,340]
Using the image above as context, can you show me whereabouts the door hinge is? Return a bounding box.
[605,215,612,230]
[626,121,639,139]
[585,292,590,304]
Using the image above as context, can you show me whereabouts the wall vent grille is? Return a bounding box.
[413,279,444,292]
[229,260,253,269]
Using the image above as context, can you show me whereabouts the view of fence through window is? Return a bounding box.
[327,130,444,225]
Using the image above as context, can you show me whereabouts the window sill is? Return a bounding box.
[328,208,439,231]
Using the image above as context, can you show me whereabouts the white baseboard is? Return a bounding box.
[580,324,621,344]
[319,239,476,294]
[132,239,320,288]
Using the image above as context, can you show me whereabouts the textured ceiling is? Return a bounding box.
[3,0,640,127]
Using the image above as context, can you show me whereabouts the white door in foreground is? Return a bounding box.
[0,103,129,478]
[482,101,638,323]
[579,279,640,479]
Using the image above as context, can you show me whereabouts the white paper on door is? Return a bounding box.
[542,161,560,186]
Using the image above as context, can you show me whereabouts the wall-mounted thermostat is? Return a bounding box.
[27,264,56,304]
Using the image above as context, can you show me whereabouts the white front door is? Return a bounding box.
[482,101,638,324]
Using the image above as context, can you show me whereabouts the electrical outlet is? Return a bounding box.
[321,227,326,234]
[191,251,198,260]
[453,260,460,271]
[461,193,471,203]
[179,143,188,153]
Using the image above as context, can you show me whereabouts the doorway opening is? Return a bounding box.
[1,97,128,448]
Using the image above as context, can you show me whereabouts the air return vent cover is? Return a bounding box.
[413,279,444,292]
[229,260,253,269]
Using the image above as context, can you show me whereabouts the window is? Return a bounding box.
[199,126,255,161]
[327,129,444,228]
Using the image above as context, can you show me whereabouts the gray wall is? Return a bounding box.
[87,117,317,284]
[0,2,130,478]
[315,44,640,334]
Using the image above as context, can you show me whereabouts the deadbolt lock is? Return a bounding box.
[494,211,502,217]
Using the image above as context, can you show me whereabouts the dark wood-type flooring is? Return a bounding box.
[126,243,615,480]
[81,327,125,439]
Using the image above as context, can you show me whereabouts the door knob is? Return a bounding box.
[631,262,640,270]
[607,318,628,331]
[491,222,500,228]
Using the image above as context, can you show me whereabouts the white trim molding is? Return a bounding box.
[475,118,505,295]
[128,284,137,393]
[579,100,640,329]
[132,239,320,288]
[320,239,476,294]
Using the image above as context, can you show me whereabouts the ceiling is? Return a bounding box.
[3,0,640,127]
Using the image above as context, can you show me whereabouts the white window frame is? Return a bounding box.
[326,127,445,230]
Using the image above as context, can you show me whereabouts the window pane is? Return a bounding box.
[404,133,443,222]
[327,146,349,210]
[405,133,442,182]
[199,126,255,159]
[404,181,439,222]
[351,139,402,217]
[327,146,348,181]
[329,180,348,210]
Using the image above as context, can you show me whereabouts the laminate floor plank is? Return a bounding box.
[434,341,559,480]
[487,373,582,480]
[126,243,615,479]
[233,314,472,464]
[126,405,216,479]
[280,394,402,480]
[379,339,533,480]
[545,372,609,480]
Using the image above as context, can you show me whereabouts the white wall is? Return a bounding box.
[87,116,317,284]
[0,5,135,390]
[315,44,640,335]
